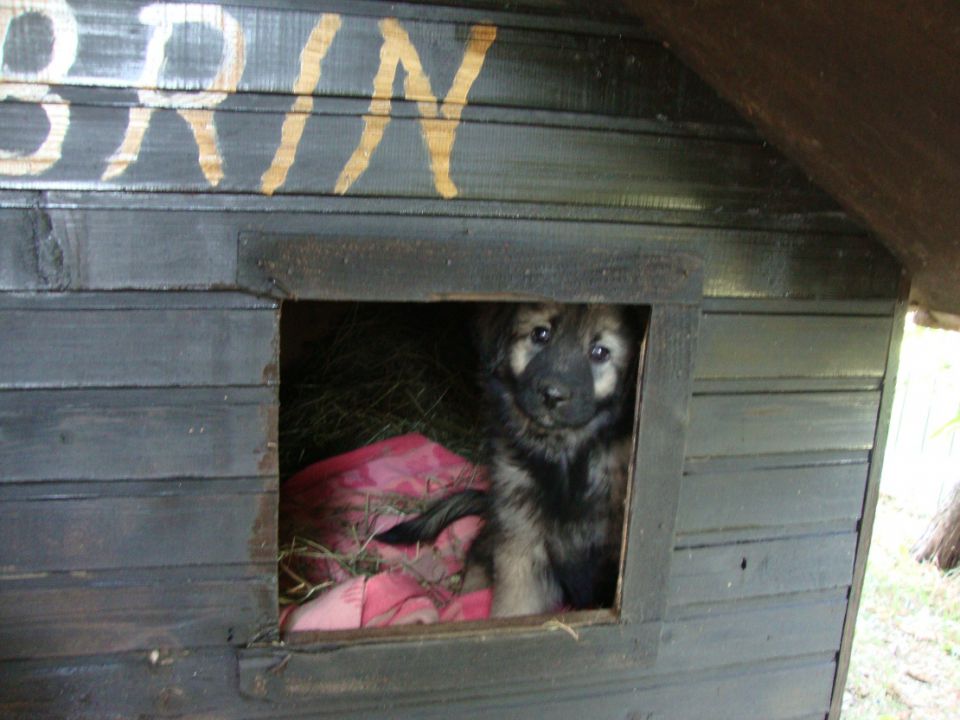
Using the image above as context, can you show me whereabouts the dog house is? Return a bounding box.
[1,1,955,718]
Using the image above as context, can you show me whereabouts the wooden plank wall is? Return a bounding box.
[0,2,901,718]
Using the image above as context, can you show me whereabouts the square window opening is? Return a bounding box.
[276,299,650,641]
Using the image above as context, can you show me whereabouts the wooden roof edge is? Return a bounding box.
[619,0,960,315]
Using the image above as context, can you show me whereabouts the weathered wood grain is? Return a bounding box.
[0,386,277,481]
[0,1,737,128]
[236,653,836,719]
[0,299,278,389]
[668,533,857,607]
[675,463,868,540]
[239,233,702,303]
[0,2,907,718]
[0,566,276,660]
[0,209,45,291]
[0,100,827,212]
[829,288,910,719]
[659,590,848,672]
[695,314,892,381]
[16,204,893,298]
[620,304,699,624]
[0,649,835,720]
[0,187,861,232]
[686,391,881,459]
[0,492,276,572]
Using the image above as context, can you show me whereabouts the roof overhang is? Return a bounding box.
[621,0,960,314]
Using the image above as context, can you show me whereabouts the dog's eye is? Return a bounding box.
[531,326,552,345]
[590,344,611,363]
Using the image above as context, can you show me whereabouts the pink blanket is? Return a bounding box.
[280,434,492,633]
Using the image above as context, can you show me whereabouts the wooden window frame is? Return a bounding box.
[237,233,702,705]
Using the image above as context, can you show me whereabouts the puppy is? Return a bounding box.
[377,303,639,617]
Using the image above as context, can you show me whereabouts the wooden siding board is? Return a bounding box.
[667,533,858,607]
[239,233,702,303]
[0,386,277,481]
[236,656,837,720]
[0,102,829,214]
[0,3,735,127]
[686,391,882,459]
[22,189,863,234]
[0,305,279,389]
[619,304,699,624]
[0,651,835,720]
[684,450,872,475]
[0,210,44,291]
[0,492,276,572]
[0,566,276,660]
[658,591,848,673]
[0,203,896,296]
[701,297,896,316]
[675,464,868,538]
[0,476,277,500]
[828,289,909,718]
[695,314,891,380]
[0,291,278,311]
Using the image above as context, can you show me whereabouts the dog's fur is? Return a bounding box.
[377,303,639,617]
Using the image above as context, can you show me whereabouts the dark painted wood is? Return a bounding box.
[623,0,960,314]
[236,655,836,719]
[829,289,909,719]
[0,386,277,481]
[686,391,882,459]
[693,377,881,395]
[0,299,278,389]
[0,649,242,720]
[695,314,891,381]
[239,233,702,304]
[0,1,726,123]
[667,533,857,607]
[619,304,699,624]
[1,203,893,298]
[0,2,909,718]
[701,297,895,316]
[0,291,277,311]
[675,463,868,540]
[0,476,276,501]
[0,566,275,660]
[0,209,45,291]
[0,649,834,720]
[0,101,828,214]
[684,449,872,476]
[659,590,848,672]
[241,618,654,707]
[237,244,702,693]
[0,492,275,572]
[2,187,861,233]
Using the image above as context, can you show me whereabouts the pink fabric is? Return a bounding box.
[281,434,492,634]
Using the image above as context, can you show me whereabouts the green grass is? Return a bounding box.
[842,315,960,719]
[841,491,960,718]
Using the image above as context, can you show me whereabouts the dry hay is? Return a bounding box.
[278,303,485,606]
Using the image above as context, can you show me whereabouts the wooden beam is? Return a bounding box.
[623,0,960,313]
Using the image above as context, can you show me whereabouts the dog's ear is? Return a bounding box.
[472,303,515,373]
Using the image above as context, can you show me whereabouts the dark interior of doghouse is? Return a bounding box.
[277,300,647,630]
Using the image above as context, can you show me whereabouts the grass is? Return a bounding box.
[842,315,960,719]
[841,492,960,719]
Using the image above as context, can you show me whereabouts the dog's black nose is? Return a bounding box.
[539,381,571,408]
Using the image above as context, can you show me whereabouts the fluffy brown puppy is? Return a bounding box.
[377,303,640,617]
